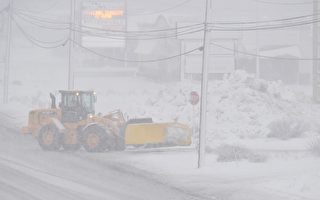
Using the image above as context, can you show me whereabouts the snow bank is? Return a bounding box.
[94,71,319,142]
[4,70,320,143]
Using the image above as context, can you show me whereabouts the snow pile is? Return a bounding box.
[96,82,197,124]
[6,70,320,141]
[93,71,318,141]
[205,71,309,139]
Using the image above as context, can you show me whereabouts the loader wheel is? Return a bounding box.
[108,128,125,151]
[114,136,125,151]
[38,125,61,151]
[107,136,125,151]
[81,126,108,152]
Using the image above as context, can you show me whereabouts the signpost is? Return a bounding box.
[189,91,199,160]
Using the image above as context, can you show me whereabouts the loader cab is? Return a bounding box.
[59,90,96,122]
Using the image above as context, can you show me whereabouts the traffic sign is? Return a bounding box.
[189,91,200,105]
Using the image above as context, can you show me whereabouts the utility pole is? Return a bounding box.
[124,0,128,68]
[198,0,212,168]
[313,0,319,102]
[255,1,260,79]
[68,0,75,90]
[3,0,13,104]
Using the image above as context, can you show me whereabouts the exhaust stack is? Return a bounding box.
[50,93,56,109]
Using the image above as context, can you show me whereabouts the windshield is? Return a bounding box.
[81,93,94,113]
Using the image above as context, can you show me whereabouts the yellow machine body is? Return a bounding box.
[125,123,192,146]
[21,91,192,151]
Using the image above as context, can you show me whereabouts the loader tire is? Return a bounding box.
[81,126,108,152]
[109,136,125,151]
[38,124,61,151]
[115,138,125,151]
[110,127,125,151]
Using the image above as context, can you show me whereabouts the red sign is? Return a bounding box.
[189,91,200,105]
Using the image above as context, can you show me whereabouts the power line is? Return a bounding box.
[14,11,70,30]
[15,13,204,40]
[16,9,320,34]
[77,22,203,34]
[214,13,320,25]
[73,39,201,63]
[15,10,204,36]
[14,12,70,30]
[15,10,70,25]
[14,1,62,14]
[10,2,320,56]
[15,10,320,36]
[15,12,320,40]
[78,13,320,34]
[16,9,201,33]
[14,10,204,44]
[73,23,203,38]
[127,0,192,16]
[212,42,320,60]
[14,11,205,40]
[72,27,204,41]
[17,8,320,29]
[12,16,68,49]
[252,0,316,5]
[209,18,320,31]
[21,9,320,34]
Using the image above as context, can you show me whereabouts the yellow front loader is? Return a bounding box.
[22,90,192,152]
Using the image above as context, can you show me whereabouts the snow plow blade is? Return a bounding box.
[124,122,192,147]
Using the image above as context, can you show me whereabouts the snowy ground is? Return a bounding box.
[1,108,320,200]
[1,2,319,198]
[1,68,320,199]
[119,149,320,200]
[0,126,205,200]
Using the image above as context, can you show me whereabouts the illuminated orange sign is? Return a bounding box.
[81,1,126,47]
[88,10,124,19]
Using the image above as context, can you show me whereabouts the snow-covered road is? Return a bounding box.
[0,117,207,200]
[1,105,319,200]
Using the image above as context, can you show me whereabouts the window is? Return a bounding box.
[81,93,94,112]
[66,94,79,107]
